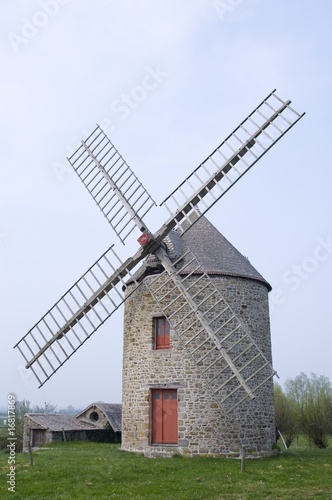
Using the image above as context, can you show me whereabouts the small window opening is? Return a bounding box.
[90,411,99,422]
[154,317,170,349]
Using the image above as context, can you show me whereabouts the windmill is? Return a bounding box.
[14,90,304,456]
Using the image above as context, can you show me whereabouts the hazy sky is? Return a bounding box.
[1,0,331,409]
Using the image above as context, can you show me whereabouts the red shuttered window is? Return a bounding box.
[154,317,170,349]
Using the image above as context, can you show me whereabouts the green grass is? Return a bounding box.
[1,442,332,499]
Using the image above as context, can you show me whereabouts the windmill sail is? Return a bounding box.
[159,90,305,235]
[13,245,144,387]
[67,125,156,244]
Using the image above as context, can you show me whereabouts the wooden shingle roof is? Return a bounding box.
[26,413,96,431]
[93,403,122,433]
[75,403,122,432]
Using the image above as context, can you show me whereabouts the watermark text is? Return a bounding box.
[7,394,16,493]
[8,0,72,54]
[269,235,332,314]
[52,65,169,182]
[213,0,244,21]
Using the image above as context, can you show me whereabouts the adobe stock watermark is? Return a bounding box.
[52,65,169,183]
[269,235,332,314]
[7,394,16,493]
[110,65,169,120]
[7,0,72,55]
[213,0,244,21]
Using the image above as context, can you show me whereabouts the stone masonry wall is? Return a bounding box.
[121,273,275,457]
[22,416,45,451]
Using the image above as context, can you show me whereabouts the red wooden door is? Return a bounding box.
[151,389,178,444]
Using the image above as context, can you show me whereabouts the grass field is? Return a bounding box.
[1,441,332,499]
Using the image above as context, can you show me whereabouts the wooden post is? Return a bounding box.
[28,429,33,466]
[241,446,246,473]
[240,438,248,474]
[62,428,67,442]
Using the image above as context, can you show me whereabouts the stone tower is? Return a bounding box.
[121,215,275,457]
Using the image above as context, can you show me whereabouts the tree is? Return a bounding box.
[285,373,332,449]
[34,401,57,414]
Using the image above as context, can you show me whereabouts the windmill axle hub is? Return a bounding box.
[137,232,160,254]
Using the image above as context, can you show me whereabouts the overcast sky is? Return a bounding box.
[1,0,331,410]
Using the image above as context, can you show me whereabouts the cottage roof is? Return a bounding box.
[26,413,96,432]
[75,403,122,432]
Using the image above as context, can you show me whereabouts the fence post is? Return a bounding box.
[28,429,33,466]
[240,438,249,474]
[241,446,246,473]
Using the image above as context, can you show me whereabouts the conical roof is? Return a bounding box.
[178,215,271,290]
[128,214,271,291]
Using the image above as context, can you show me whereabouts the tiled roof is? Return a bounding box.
[179,214,271,290]
[26,413,96,431]
[94,403,122,432]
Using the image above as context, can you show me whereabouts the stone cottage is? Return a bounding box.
[23,402,122,451]
[121,215,275,457]
[76,402,122,443]
[23,414,95,451]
